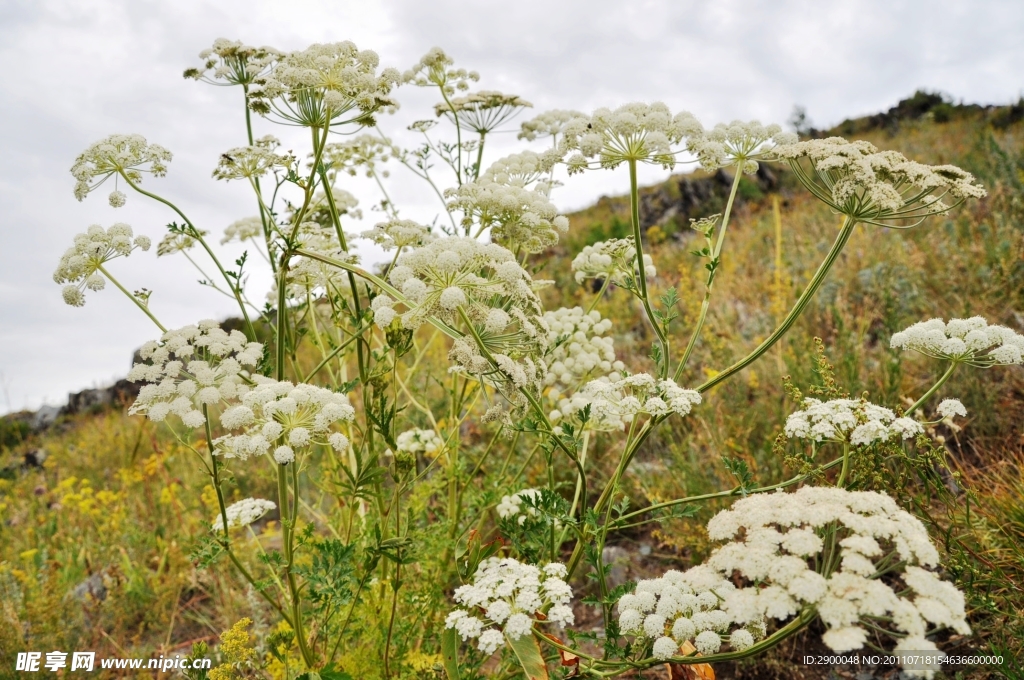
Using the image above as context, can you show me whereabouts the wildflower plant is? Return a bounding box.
[53,35,1004,680]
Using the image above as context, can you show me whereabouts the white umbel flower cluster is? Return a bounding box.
[616,569,762,659]
[704,487,968,677]
[402,47,478,95]
[518,109,586,143]
[495,489,542,525]
[561,102,702,172]
[249,42,400,126]
[447,175,569,254]
[213,498,276,531]
[571,238,656,289]
[434,91,532,134]
[774,137,986,225]
[71,134,172,204]
[322,134,397,178]
[891,317,1024,366]
[184,39,281,86]
[378,237,542,333]
[360,219,433,251]
[477,150,562,192]
[127,321,264,429]
[394,428,444,458]
[542,307,622,389]
[936,398,967,419]
[221,217,265,245]
[54,223,152,307]
[212,136,294,181]
[446,558,574,656]
[784,398,922,446]
[557,374,701,430]
[216,378,355,463]
[688,120,796,174]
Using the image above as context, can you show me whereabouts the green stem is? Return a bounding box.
[906,362,957,416]
[836,441,851,487]
[674,167,744,376]
[96,264,166,332]
[627,159,669,376]
[277,463,315,667]
[691,216,857,390]
[586,278,612,314]
[121,176,255,340]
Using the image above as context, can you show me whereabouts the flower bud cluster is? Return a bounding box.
[54,223,152,306]
[216,378,355,463]
[556,373,701,430]
[784,398,922,446]
[891,317,1024,366]
[560,103,702,172]
[688,120,796,174]
[571,238,655,290]
[127,321,263,428]
[212,136,294,181]
[249,42,400,125]
[71,134,172,204]
[213,497,276,531]
[774,137,986,224]
[184,39,281,86]
[616,568,761,659]
[446,558,574,656]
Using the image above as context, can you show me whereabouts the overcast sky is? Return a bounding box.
[1,0,1022,414]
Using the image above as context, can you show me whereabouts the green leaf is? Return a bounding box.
[506,632,549,680]
[441,627,461,680]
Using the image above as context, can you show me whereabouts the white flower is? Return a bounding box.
[394,428,444,458]
[447,557,574,656]
[403,47,478,95]
[53,223,152,306]
[447,177,568,254]
[496,489,543,526]
[518,109,587,143]
[221,217,265,245]
[323,134,398,178]
[215,378,355,461]
[434,90,532,135]
[729,629,755,651]
[249,41,400,127]
[936,398,967,419]
[558,374,700,431]
[785,397,921,445]
[541,307,622,393]
[71,134,172,202]
[560,103,702,172]
[652,636,679,659]
[694,631,722,655]
[108,190,126,207]
[571,238,656,289]
[361,219,432,251]
[212,136,294,180]
[891,317,1024,366]
[127,321,263,429]
[774,137,985,225]
[213,498,276,531]
[699,486,967,660]
[184,39,280,86]
[688,120,796,174]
